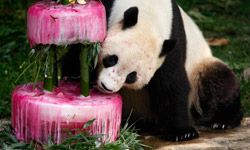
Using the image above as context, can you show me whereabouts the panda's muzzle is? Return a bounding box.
[101,82,113,92]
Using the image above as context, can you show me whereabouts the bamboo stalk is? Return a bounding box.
[44,45,58,91]
[56,46,67,81]
[80,44,90,96]
[57,59,62,81]
[53,46,58,87]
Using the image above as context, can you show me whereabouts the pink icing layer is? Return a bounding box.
[27,1,106,47]
[11,82,122,144]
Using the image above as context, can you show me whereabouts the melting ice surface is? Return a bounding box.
[27,1,106,47]
[11,82,122,144]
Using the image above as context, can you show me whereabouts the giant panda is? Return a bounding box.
[95,0,243,141]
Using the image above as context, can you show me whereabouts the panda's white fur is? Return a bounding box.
[99,0,171,92]
[179,8,212,74]
[108,0,173,39]
[97,0,170,119]
[98,22,163,92]
[98,0,213,104]
[108,0,213,71]
[97,0,242,141]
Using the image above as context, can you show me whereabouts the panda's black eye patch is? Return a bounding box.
[125,71,137,84]
[103,55,118,68]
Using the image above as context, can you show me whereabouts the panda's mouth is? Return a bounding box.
[101,82,113,92]
[96,82,114,94]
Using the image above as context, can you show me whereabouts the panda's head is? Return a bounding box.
[97,7,176,93]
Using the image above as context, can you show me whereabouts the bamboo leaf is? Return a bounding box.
[83,119,96,129]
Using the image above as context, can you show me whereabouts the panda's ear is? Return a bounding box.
[122,7,139,30]
[159,39,176,57]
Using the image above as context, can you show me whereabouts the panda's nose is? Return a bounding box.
[101,82,113,92]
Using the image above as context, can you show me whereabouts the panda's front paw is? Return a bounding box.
[162,127,199,142]
[211,123,228,130]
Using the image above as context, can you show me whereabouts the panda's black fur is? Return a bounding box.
[62,0,243,142]
[190,62,242,129]
[145,0,199,140]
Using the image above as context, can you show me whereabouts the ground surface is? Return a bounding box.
[1,118,250,149]
[143,118,250,150]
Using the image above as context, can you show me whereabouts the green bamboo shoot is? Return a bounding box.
[80,44,89,96]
